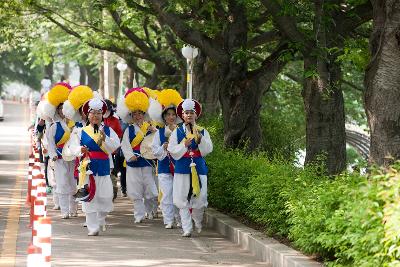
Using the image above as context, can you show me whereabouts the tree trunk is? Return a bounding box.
[113,66,120,100]
[86,66,99,90]
[79,64,87,85]
[303,56,346,174]
[44,61,53,82]
[193,52,220,116]
[98,63,104,96]
[365,0,400,165]
[220,78,263,150]
[63,63,70,82]
[219,57,285,150]
[126,67,134,89]
[145,64,180,89]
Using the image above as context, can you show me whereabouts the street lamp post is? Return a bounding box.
[116,61,128,100]
[181,46,199,99]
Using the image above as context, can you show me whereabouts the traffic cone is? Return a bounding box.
[37,217,52,267]
[27,244,44,267]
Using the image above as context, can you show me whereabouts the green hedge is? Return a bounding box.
[203,119,400,266]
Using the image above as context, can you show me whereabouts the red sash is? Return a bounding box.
[89,151,109,160]
[183,150,201,158]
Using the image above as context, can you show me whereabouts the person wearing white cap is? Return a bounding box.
[167,99,213,237]
[63,98,120,236]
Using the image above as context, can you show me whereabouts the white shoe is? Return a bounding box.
[87,231,99,236]
[82,222,87,227]
[195,222,202,234]
[165,223,173,229]
[61,214,69,219]
[182,232,191,237]
[101,225,106,232]
[176,222,182,228]
[53,205,60,210]
[134,218,142,224]
[70,212,78,217]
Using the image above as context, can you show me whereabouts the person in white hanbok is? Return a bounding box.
[118,88,158,223]
[63,98,120,236]
[149,89,183,229]
[40,120,60,210]
[168,99,213,237]
[36,83,73,213]
[47,104,77,219]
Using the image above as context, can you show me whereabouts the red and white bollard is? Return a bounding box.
[27,244,44,267]
[26,153,35,206]
[29,161,45,228]
[36,180,47,207]
[32,199,46,245]
[37,217,52,267]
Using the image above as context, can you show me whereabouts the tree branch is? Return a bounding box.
[124,0,153,14]
[261,0,312,51]
[31,3,122,40]
[164,30,186,70]
[106,7,156,60]
[247,30,280,48]
[249,11,271,29]
[335,2,373,36]
[247,42,289,81]
[284,73,364,92]
[126,57,151,79]
[40,12,148,61]
[146,0,229,63]
[143,16,156,50]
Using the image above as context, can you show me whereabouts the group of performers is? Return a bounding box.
[34,83,213,237]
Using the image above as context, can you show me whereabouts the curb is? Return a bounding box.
[205,208,323,267]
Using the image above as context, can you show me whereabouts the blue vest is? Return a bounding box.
[174,125,208,175]
[80,126,111,176]
[126,125,153,168]
[54,122,66,157]
[157,127,175,174]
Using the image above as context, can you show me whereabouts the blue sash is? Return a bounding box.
[157,127,175,174]
[80,125,111,176]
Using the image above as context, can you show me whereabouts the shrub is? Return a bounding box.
[201,117,400,266]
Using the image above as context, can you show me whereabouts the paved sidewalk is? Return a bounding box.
[16,194,268,267]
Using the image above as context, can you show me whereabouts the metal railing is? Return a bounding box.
[345,129,370,160]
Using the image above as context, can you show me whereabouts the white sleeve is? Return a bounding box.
[152,130,167,160]
[109,155,114,169]
[167,129,187,160]
[121,127,135,161]
[103,127,121,154]
[62,128,82,160]
[198,129,213,157]
[46,124,58,159]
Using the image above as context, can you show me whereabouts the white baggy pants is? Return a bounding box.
[173,174,208,233]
